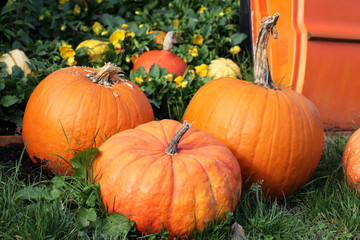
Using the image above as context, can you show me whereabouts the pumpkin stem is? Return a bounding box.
[163,31,176,51]
[165,121,191,155]
[253,13,280,90]
[86,62,126,86]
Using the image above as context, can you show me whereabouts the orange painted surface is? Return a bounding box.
[250,0,360,130]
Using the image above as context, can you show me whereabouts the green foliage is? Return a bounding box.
[0,148,133,239]
[130,64,211,121]
[0,0,246,126]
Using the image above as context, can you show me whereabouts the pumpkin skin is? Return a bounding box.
[92,119,242,238]
[183,77,324,198]
[0,49,32,75]
[76,39,110,63]
[207,58,242,80]
[183,14,324,198]
[133,31,187,76]
[22,64,154,175]
[342,128,360,193]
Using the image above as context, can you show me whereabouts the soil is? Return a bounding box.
[0,120,50,181]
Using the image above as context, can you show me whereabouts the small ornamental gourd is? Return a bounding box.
[207,58,242,80]
[133,31,187,76]
[183,14,324,198]
[0,49,32,75]
[342,128,360,193]
[92,119,242,239]
[76,39,110,63]
[22,63,154,175]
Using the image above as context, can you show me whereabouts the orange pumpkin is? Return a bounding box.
[133,31,187,76]
[22,63,154,175]
[92,119,242,238]
[183,14,324,198]
[342,128,360,193]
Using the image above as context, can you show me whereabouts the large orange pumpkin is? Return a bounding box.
[92,119,242,238]
[342,128,360,193]
[22,63,154,175]
[183,14,324,198]
[133,31,187,76]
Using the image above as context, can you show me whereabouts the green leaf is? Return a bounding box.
[230,33,247,45]
[202,24,212,38]
[11,65,24,78]
[102,213,132,238]
[135,65,147,78]
[71,148,99,181]
[78,207,97,227]
[0,95,18,107]
[15,185,60,201]
[148,63,160,79]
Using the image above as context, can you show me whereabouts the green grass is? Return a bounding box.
[1,135,360,240]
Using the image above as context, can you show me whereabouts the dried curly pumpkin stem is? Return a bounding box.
[165,121,191,155]
[86,62,126,87]
[254,13,280,90]
[163,31,177,51]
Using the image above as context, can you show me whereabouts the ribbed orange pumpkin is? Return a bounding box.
[92,119,242,238]
[183,14,324,198]
[133,31,187,76]
[342,128,360,193]
[22,63,154,175]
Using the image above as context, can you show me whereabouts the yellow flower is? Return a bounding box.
[195,64,208,77]
[81,26,90,32]
[73,4,81,16]
[230,46,241,54]
[59,43,75,59]
[188,46,198,58]
[60,24,66,31]
[173,19,180,27]
[125,56,131,63]
[92,21,103,35]
[135,77,144,84]
[67,57,77,66]
[219,12,224,17]
[181,80,188,88]
[174,76,184,87]
[193,34,204,45]
[165,74,173,82]
[39,15,44,21]
[59,0,70,4]
[135,11,141,15]
[131,54,138,64]
[114,42,122,54]
[101,30,108,36]
[169,3,173,8]
[121,24,129,29]
[139,24,144,29]
[199,5,206,13]
[110,30,126,44]
[97,0,103,3]
[225,7,232,14]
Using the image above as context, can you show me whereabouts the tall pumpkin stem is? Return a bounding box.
[163,31,176,51]
[86,62,126,86]
[254,13,280,90]
[165,121,191,155]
